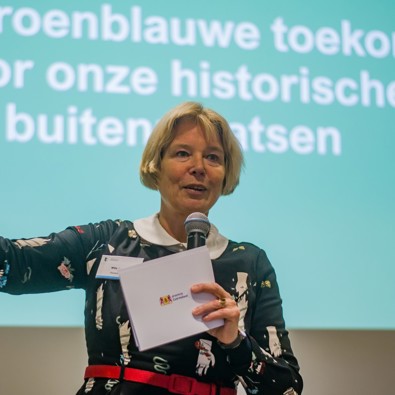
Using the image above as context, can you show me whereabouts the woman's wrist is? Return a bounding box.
[217,330,247,350]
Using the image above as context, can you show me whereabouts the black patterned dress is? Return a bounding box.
[0,215,303,395]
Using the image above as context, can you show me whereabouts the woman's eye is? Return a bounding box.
[206,153,221,163]
[175,150,189,158]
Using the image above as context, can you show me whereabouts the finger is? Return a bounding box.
[217,297,226,309]
[191,282,229,297]
[193,296,234,317]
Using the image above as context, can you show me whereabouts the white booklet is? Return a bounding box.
[118,246,224,351]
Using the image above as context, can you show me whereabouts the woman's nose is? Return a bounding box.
[190,155,206,176]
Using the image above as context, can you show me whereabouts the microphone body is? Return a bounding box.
[187,232,207,249]
[184,212,211,250]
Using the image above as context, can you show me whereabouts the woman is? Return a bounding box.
[0,102,303,394]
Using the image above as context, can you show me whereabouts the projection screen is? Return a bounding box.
[0,0,394,329]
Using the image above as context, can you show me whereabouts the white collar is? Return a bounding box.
[133,213,228,259]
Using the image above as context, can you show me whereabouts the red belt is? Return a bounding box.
[84,365,237,395]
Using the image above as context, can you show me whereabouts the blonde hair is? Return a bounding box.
[140,102,244,195]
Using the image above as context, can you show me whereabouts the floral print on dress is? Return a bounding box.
[0,261,10,288]
[57,257,74,282]
[13,238,50,249]
[84,378,95,393]
[119,320,132,365]
[267,326,282,357]
[195,339,215,376]
[283,388,299,395]
[95,284,104,330]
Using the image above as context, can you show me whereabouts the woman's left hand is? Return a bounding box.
[191,282,240,345]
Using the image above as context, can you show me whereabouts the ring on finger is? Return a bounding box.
[218,297,226,309]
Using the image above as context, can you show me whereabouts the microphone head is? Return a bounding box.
[184,212,211,237]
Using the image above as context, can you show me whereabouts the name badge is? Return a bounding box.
[96,255,144,280]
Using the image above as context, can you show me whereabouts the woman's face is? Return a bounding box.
[157,120,226,220]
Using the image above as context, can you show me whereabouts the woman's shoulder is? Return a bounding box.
[224,239,267,258]
[94,219,134,229]
[76,219,135,241]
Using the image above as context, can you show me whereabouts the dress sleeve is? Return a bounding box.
[0,220,120,294]
[232,249,303,395]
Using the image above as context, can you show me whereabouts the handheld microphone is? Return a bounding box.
[184,212,210,249]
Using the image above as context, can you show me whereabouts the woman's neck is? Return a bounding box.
[157,212,187,243]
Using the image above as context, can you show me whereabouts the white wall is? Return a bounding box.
[0,328,393,395]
